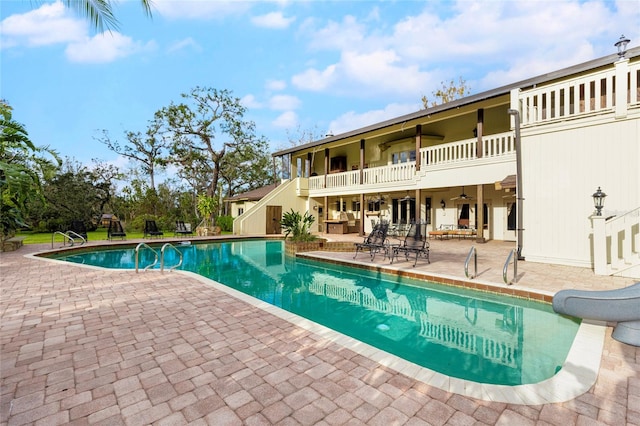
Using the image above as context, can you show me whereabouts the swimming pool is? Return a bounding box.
[49,239,581,387]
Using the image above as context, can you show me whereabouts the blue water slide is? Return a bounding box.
[552,282,640,346]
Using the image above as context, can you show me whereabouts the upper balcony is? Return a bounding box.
[308,131,515,196]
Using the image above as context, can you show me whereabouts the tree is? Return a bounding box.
[27,158,123,232]
[219,137,272,206]
[96,116,169,191]
[0,101,60,239]
[158,87,269,218]
[421,77,471,108]
[63,0,153,32]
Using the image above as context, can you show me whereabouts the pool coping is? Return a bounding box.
[29,248,606,405]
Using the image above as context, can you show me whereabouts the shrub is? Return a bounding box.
[280,209,316,242]
[216,215,233,232]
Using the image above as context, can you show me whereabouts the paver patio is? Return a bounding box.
[1,238,638,425]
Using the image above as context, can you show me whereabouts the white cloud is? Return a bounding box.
[167,37,202,54]
[266,79,287,91]
[328,103,420,135]
[290,0,639,101]
[269,95,301,111]
[0,1,86,48]
[251,12,296,29]
[241,94,262,109]
[272,111,298,129]
[65,32,156,63]
[292,64,337,91]
[152,0,251,20]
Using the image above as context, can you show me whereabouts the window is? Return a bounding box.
[392,150,416,164]
[507,203,516,231]
[392,198,415,224]
[237,207,244,216]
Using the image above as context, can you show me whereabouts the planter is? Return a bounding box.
[196,226,221,237]
[284,238,325,256]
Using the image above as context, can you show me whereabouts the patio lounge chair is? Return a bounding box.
[144,220,164,238]
[174,220,193,237]
[107,220,127,241]
[390,222,430,267]
[353,222,389,260]
[68,220,88,241]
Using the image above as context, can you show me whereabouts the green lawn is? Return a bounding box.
[19,229,150,244]
[18,229,232,244]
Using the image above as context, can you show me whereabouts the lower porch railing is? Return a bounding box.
[593,207,640,276]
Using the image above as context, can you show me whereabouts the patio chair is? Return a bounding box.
[390,222,430,267]
[68,220,88,241]
[107,220,127,241]
[174,220,193,237]
[353,222,390,260]
[143,220,164,238]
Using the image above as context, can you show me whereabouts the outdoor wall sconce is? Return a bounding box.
[440,199,446,210]
[615,35,630,59]
[592,187,606,216]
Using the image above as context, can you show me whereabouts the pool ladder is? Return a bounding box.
[465,246,518,285]
[503,249,518,285]
[135,242,183,273]
[51,231,86,248]
[464,246,477,279]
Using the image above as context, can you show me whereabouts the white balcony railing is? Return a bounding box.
[308,131,516,192]
[363,161,416,185]
[519,60,639,126]
[420,131,515,168]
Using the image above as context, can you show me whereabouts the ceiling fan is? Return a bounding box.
[450,186,473,201]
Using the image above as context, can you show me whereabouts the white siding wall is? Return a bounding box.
[522,116,640,267]
[233,179,310,235]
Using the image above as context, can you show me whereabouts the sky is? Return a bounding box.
[1,0,639,176]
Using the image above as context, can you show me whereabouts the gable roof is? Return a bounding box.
[273,47,640,157]
[225,183,278,202]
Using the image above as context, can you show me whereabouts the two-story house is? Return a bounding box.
[234,47,640,277]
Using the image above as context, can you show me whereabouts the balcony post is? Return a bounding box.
[324,148,329,188]
[415,124,422,171]
[476,109,484,158]
[360,139,365,184]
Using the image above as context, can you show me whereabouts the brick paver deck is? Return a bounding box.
[1,239,638,425]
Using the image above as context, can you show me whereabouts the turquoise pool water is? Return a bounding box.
[50,240,580,386]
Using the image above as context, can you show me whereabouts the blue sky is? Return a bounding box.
[1,0,638,174]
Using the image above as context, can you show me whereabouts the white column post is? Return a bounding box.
[592,215,607,275]
[614,58,629,119]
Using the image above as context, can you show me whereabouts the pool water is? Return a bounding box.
[50,240,580,386]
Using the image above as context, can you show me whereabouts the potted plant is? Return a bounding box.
[196,195,219,236]
[281,209,322,255]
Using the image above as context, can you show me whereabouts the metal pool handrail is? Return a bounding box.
[135,243,159,272]
[66,230,86,245]
[51,231,87,248]
[503,249,518,285]
[464,246,477,279]
[161,243,183,272]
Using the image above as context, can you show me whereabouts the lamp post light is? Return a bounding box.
[592,187,607,216]
[615,35,630,59]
